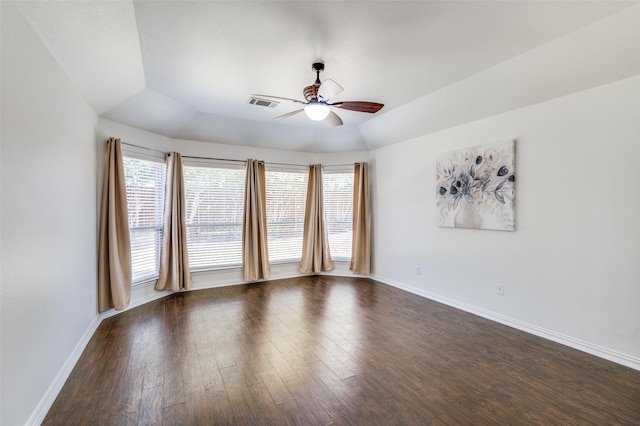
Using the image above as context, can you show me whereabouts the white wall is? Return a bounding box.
[1,3,98,425]
[370,75,640,366]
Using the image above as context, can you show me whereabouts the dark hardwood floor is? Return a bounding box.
[43,276,640,425]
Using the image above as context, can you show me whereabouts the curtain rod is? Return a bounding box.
[120,141,358,168]
[121,141,166,156]
[181,155,245,164]
[183,157,356,168]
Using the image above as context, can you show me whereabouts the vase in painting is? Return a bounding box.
[454,200,482,229]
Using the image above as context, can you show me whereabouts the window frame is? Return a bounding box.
[264,163,309,264]
[121,148,167,286]
[322,165,354,262]
[182,158,246,272]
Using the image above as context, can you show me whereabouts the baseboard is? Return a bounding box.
[193,273,308,290]
[100,283,171,319]
[370,273,640,371]
[102,271,351,319]
[26,315,102,426]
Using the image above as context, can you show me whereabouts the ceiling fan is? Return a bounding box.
[253,62,384,127]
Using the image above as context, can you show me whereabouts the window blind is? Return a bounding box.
[183,165,245,269]
[123,156,166,283]
[265,169,308,263]
[323,172,354,260]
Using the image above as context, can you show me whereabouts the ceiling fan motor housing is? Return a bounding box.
[303,84,320,102]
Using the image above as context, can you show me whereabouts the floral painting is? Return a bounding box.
[436,140,515,231]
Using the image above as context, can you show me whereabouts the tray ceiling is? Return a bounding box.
[16,1,635,152]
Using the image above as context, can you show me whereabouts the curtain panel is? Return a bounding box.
[156,152,192,291]
[351,162,371,275]
[300,164,334,273]
[98,137,132,312]
[242,159,271,281]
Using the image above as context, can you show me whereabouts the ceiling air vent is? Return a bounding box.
[248,97,279,108]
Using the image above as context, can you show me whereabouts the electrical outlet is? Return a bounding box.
[497,285,505,296]
[416,266,421,275]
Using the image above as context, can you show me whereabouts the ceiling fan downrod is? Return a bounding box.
[312,62,324,85]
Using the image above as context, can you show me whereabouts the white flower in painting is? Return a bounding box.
[437,146,515,206]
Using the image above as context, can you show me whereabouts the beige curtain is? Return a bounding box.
[300,164,334,273]
[98,137,132,312]
[156,152,192,291]
[242,159,271,281]
[351,162,371,275]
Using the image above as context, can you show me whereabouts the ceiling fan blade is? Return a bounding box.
[274,109,304,120]
[329,101,384,114]
[252,94,307,105]
[317,79,343,102]
[324,110,343,127]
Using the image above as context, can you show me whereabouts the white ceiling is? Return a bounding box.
[15,1,636,152]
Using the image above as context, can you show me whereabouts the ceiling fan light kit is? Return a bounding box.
[304,102,330,121]
[252,62,384,127]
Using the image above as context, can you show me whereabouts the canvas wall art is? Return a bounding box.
[436,140,515,231]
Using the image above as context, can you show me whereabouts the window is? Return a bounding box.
[183,162,245,269]
[323,170,354,260]
[265,167,308,263]
[123,156,166,283]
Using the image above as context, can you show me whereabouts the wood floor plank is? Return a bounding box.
[43,276,640,424]
[202,390,236,425]
[276,398,313,426]
[283,378,336,426]
[120,366,144,420]
[259,366,294,405]
[184,390,215,426]
[218,364,260,423]
[143,363,163,390]
[246,381,283,424]
[197,350,226,395]
[161,359,185,408]
[138,385,163,425]
[162,402,186,426]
